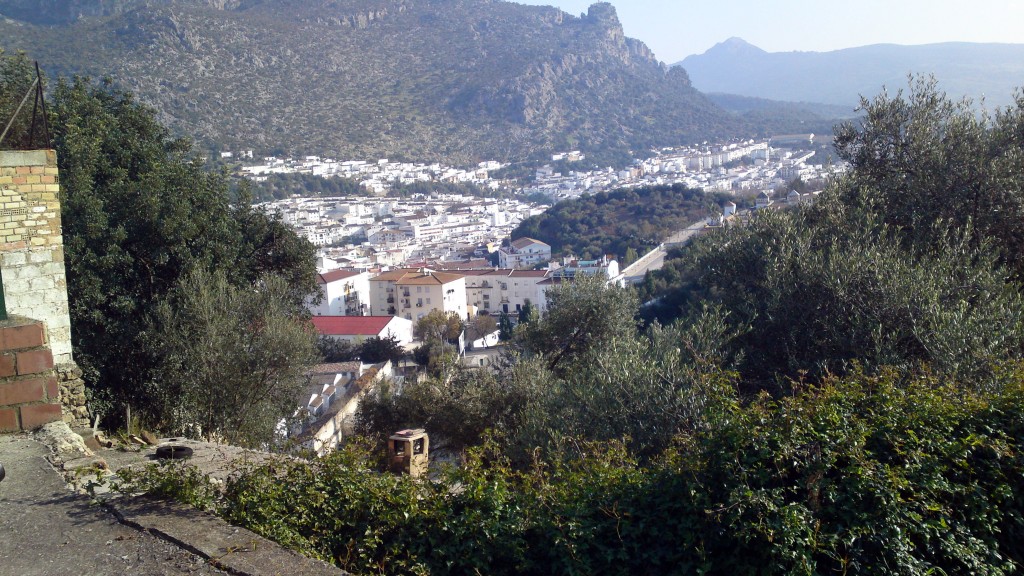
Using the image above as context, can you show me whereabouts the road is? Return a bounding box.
[620,217,709,284]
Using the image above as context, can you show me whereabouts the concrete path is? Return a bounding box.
[0,434,228,575]
[0,432,347,576]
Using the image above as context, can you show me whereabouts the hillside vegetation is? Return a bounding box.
[0,0,819,163]
[510,184,730,260]
[1,53,321,446]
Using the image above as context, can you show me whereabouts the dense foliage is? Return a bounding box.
[118,368,1024,575]
[48,76,320,428]
[834,77,1024,279]
[640,80,1024,392]
[248,172,370,203]
[151,269,319,447]
[0,50,40,150]
[1,54,320,437]
[511,184,728,259]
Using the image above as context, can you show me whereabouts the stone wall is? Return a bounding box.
[0,149,89,427]
[0,316,62,431]
[0,149,72,364]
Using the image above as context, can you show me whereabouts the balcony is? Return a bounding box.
[386,296,395,303]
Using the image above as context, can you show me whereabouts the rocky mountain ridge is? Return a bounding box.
[0,0,806,163]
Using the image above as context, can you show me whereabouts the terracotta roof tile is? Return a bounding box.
[318,269,361,284]
[311,316,394,336]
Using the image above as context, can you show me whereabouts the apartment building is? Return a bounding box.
[369,268,468,322]
[309,269,370,316]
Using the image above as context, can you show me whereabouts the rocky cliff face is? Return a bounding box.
[1,0,743,162]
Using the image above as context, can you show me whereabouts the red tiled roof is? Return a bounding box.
[458,269,499,277]
[311,316,394,336]
[318,269,361,284]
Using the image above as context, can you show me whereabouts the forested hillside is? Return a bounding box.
[0,0,808,163]
[510,184,730,260]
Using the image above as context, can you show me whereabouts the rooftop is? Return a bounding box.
[317,269,362,284]
[511,237,549,250]
[311,316,395,336]
[395,270,464,286]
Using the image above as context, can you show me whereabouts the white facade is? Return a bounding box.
[464,269,550,316]
[499,238,552,269]
[370,268,468,322]
[309,270,370,316]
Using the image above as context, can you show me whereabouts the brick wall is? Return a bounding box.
[0,149,72,364]
[0,316,61,431]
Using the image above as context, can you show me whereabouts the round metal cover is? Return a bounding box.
[155,445,194,460]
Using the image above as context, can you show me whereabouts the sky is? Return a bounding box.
[515,0,1024,64]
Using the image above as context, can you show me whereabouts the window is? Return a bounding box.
[413,438,425,455]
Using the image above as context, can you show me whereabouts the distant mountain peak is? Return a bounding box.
[678,40,1024,109]
[704,37,766,56]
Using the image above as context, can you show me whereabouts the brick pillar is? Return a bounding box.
[0,316,61,431]
[0,150,87,427]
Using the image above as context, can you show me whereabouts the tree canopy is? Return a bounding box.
[150,269,319,447]
[0,56,320,434]
[511,184,728,259]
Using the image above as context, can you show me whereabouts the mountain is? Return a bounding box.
[0,0,776,163]
[678,38,1024,109]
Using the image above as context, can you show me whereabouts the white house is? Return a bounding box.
[289,361,392,455]
[499,237,552,269]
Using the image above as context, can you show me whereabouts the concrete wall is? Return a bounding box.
[0,150,73,364]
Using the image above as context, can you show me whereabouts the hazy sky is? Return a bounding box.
[515,0,1024,64]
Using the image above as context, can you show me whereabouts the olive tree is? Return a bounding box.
[834,76,1024,278]
[150,268,319,447]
